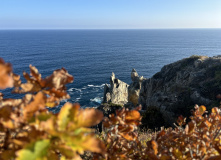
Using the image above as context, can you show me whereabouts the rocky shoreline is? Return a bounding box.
[100,55,221,127]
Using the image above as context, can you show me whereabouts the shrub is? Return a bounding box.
[95,104,221,159]
[0,58,105,160]
[1,58,221,160]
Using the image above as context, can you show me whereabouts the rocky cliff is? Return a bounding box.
[103,55,221,127]
[103,72,129,105]
[103,69,145,106]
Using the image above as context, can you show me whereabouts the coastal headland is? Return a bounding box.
[101,55,221,128]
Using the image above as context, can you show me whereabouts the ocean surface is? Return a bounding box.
[0,29,221,111]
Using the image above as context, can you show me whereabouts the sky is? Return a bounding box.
[0,0,221,29]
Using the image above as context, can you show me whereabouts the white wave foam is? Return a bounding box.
[87,84,105,88]
[68,88,74,91]
[90,97,103,104]
[68,88,82,92]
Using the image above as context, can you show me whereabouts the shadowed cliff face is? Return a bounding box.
[103,55,221,126]
[139,55,221,124]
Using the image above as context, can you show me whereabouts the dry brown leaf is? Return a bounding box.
[76,108,104,128]
[0,105,12,121]
[0,58,14,89]
[125,110,141,121]
[188,121,195,133]
[23,92,46,120]
[20,83,42,93]
[45,68,74,89]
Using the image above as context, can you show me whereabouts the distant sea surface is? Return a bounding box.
[1,29,221,111]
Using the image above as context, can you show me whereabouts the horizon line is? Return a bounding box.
[0,27,221,30]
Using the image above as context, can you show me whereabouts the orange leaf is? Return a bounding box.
[45,68,74,89]
[1,119,15,129]
[0,58,14,89]
[20,83,42,93]
[198,120,211,129]
[151,140,158,155]
[211,107,219,114]
[125,110,140,121]
[12,73,21,87]
[188,121,195,133]
[29,65,41,78]
[177,115,186,126]
[198,105,206,115]
[119,132,135,141]
[23,92,46,120]
[157,130,166,139]
[76,108,104,128]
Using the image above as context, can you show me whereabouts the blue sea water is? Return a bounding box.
[0,29,221,111]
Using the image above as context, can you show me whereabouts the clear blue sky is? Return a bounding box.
[0,0,221,29]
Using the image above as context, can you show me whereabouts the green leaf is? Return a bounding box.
[37,112,52,121]
[59,133,106,155]
[57,102,72,131]
[16,139,50,160]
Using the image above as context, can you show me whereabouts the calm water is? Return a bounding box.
[0,29,221,111]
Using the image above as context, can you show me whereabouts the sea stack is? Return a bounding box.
[103,55,221,126]
[103,72,129,105]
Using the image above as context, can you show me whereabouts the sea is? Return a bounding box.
[0,29,221,112]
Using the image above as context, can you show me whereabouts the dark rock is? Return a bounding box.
[102,55,221,127]
[139,55,221,126]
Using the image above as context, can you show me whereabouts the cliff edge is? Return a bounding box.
[103,55,221,126]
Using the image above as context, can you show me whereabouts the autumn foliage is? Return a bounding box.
[0,58,105,160]
[1,58,221,160]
